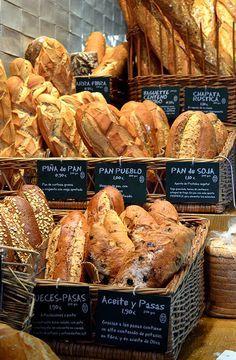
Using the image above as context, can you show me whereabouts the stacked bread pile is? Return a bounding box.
[45,186,195,288]
[0,185,54,278]
[119,0,236,75]
[71,31,128,78]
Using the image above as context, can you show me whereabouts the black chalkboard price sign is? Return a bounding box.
[37,160,87,201]
[95,162,147,204]
[76,76,110,102]
[184,87,228,121]
[141,86,180,120]
[166,161,220,203]
[95,290,170,352]
[31,285,91,340]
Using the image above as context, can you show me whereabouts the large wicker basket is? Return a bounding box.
[0,131,235,214]
[0,245,39,332]
[35,215,209,360]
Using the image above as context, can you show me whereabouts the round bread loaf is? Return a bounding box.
[165,111,218,158]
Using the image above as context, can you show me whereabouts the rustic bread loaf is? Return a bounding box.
[206,113,228,154]
[7,76,35,114]
[76,101,148,157]
[0,60,15,157]
[88,209,135,282]
[18,185,54,249]
[165,111,218,158]
[84,31,106,64]
[25,36,73,95]
[0,323,59,360]
[148,199,179,225]
[45,211,88,282]
[9,58,34,82]
[86,186,125,227]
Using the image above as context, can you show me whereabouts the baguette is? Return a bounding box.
[45,211,88,282]
[84,32,106,64]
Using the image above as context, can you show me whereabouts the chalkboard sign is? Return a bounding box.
[37,160,87,201]
[31,285,91,340]
[184,87,228,121]
[76,76,110,102]
[96,290,170,352]
[166,161,220,203]
[141,86,180,120]
[95,162,147,204]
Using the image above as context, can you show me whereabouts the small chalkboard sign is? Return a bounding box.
[184,87,228,121]
[37,160,87,201]
[95,162,147,204]
[141,86,180,120]
[31,285,91,340]
[76,76,110,102]
[166,161,220,203]
[95,290,170,352]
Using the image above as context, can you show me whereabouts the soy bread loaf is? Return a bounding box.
[0,60,15,157]
[76,101,149,157]
[45,211,88,282]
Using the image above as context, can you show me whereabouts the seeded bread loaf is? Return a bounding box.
[0,212,15,262]
[45,211,88,282]
[165,111,218,158]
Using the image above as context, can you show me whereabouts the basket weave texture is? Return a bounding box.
[37,216,209,360]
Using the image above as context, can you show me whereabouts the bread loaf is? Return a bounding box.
[86,186,125,227]
[89,209,135,282]
[84,32,106,64]
[18,185,54,249]
[71,51,98,76]
[7,76,35,114]
[0,323,59,360]
[206,113,228,153]
[25,36,73,95]
[45,211,88,282]
[76,101,148,157]
[9,58,34,82]
[0,60,15,157]
[148,199,179,225]
[0,212,15,262]
[165,111,218,158]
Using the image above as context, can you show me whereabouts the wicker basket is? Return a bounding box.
[0,245,39,331]
[35,215,209,360]
[0,131,235,214]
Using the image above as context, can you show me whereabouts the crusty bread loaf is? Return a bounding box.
[7,76,35,114]
[9,58,34,82]
[25,36,73,95]
[165,111,218,158]
[0,60,15,157]
[92,42,128,77]
[86,186,125,227]
[76,101,148,157]
[0,323,59,360]
[206,113,228,154]
[84,31,106,64]
[143,100,170,154]
[28,74,60,103]
[18,185,54,249]
[89,209,135,282]
[45,211,88,282]
[148,199,179,225]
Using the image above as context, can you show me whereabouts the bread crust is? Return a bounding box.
[84,32,106,64]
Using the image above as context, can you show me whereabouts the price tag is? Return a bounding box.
[37,160,87,201]
[95,162,147,204]
[31,285,91,340]
[76,76,110,102]
[141,86,180,120]
[166,161,220,203]
[95,290,170,352]
[184,87,228,121]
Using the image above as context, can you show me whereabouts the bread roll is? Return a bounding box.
[165,111,218,158]
[18,185,54,248]
[92,42,128,77]
[86,186,125,227]
[0,323,59,360]
[0,60,15,157]
[25,36,73,95]
[206,113,228,153]
[88,210,135,282]
[84,32,106,64]
[9,58,34,82]
[143,100,170,154]
[76,101,148,157]
[45,211,88,282]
